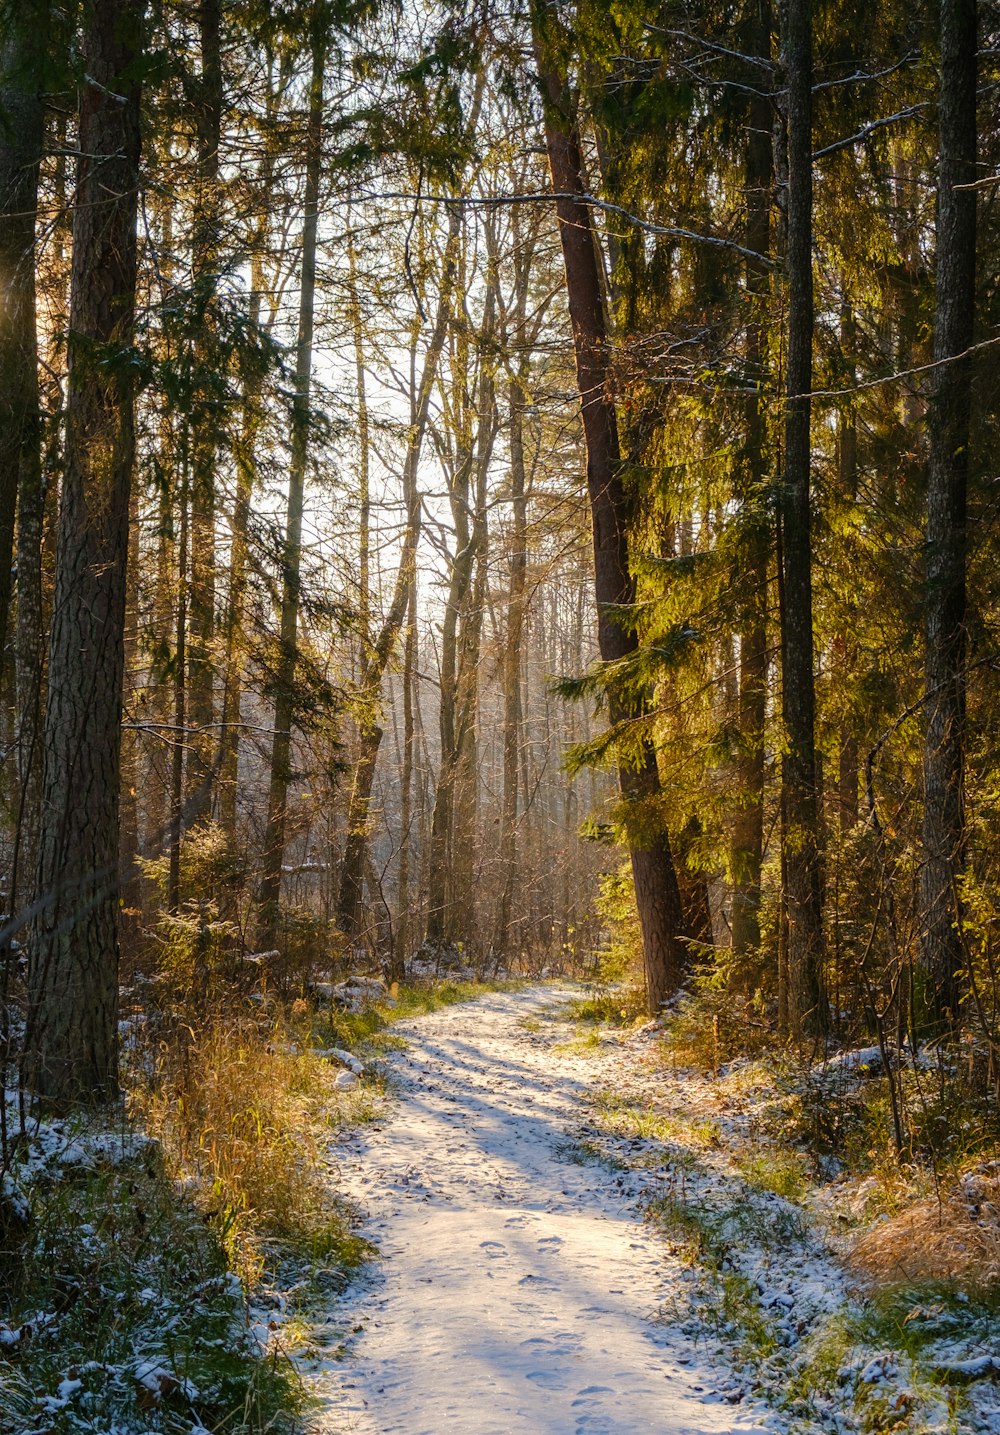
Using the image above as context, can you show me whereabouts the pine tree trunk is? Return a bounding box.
[168,470,189,914]
[779,0,826,1036]
[1,10,46,917]
[0,12,44,665]
[730,0,771,958]
[532,8,688,1012]
[119,481,142,947]
[218,62,286,841]
[26,0,144,1105]
[837,303,860,835]
[186,0,222,824]
[257,13,325,947]
[921,0,977,1033]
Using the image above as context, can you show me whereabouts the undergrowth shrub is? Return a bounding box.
[593,863,643,986]
[664,952,774,1070]
[269,905,345,995]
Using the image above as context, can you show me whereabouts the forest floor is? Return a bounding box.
[267,983,1000,1435]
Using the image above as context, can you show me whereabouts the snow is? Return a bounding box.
[315,1046,364,1074]
[934,1355,1000,1380]
[302,985,783,1434]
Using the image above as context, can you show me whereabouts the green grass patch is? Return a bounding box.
[734,1147,809,1203]
[588,1088,722,1149]
[556,1137,629,1172]
[554,1029,604,1055]
[563,986,646,1027]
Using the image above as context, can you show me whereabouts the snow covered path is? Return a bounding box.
[305,985,782,1435]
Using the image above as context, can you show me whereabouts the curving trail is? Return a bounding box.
[306,986,781,1435]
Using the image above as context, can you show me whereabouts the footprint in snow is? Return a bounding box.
[573,1386,614,1403]
[479,1240,507,1259]
[525,1370,568,1390]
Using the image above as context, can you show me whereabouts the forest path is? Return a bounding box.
[303,984,783,1435]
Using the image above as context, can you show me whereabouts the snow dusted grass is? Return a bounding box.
[0,976,508,1434]
[0,1111,301,1434]
[562,995,1000,1434]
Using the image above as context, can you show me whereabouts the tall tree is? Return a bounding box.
[0,1,47,906]
[257,8,327,946]
[531,3,689,1012]
[779,0,826,1034]
[186,0,223,822]
[494,213,535,957]
[0,4,44,660]
[425,262,498,946]
[730,0,772,959]
[27,0,145,1104]
[920,0,977,1032]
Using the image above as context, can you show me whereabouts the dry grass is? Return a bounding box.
[132,1010,368,1286]
[848,1168,1000,1289]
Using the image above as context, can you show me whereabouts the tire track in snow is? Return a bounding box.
[305,985,784,1435]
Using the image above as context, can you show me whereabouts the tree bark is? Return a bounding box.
[837,302,860,835]
[0,9,44,666]
[257,11,325,947]
[730,0,771,959]
[0,9,47,913]
[921,0,977,1033]
[26,0,144,1105]
[218,57,288,842]
[532,6,689,1012]
[186,0,222,823]
[779,0,826,1036]
[496,369,529,957]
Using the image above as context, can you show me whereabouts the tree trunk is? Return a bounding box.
[921,0,977,1033]
[168,456,188,914]
[676,816,713,948]
[257,12,325,947]
[0,8,46,918]
[26,0,144,1105]
[392,575,417,980]
[496,370,529,957]
[779,0,826,1036]
[218,59,288,842]
[119,480,142,947]
[837,302,860,835]
[186,0,222,823]
[730,0,771,959]
[0,11,44,667]
[532,7,688,1012]
[425,275,498,947]
[217,316,258,842]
